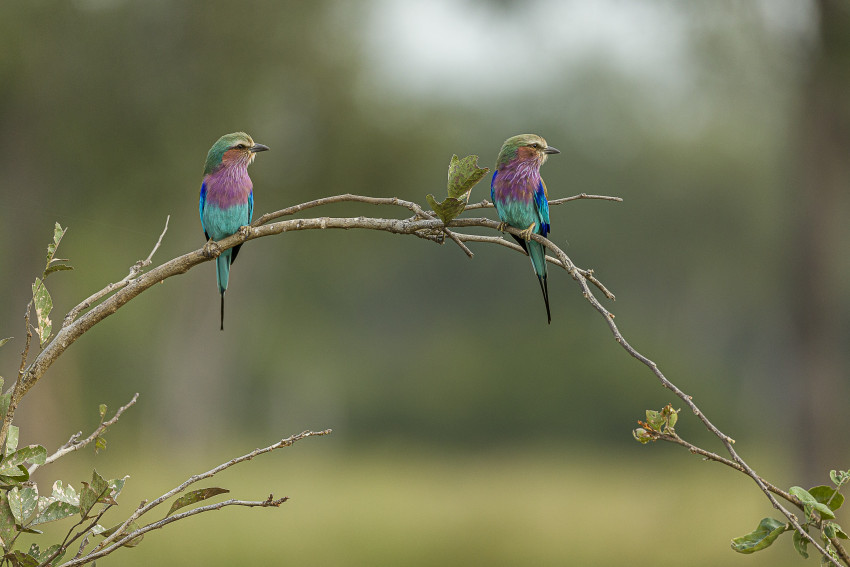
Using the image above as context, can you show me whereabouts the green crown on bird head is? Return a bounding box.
[204,132,270,175]
[496,134,560,168]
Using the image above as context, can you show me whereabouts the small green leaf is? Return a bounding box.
[426,194,466,225]
[166,487,230,518]
[793,529,809,558]
[45,223,67,265]
[4,550,38,567]
[632,428,653,444]
[4,426,18,456]
[43,264,73,277]
[447,154,489,200]
[31,278,53,347]
[90,469,109,497]
[79,483,97,518]
[99,404,107,420]
[108,475,129,499]
[4,446,47,469]
[645,410,664,431]
[8,486,38,526]
[52,223,65,249]
[0,339,11,349]
[35,543,64,564]
[95,436,107,453]
[0,493,17,548]
[7,489,23,525]
[28,542,63,564]
[92,469,119,506]
[731,517,787,553]
[825,522,850,540]
[31,500,78,526]
[790,486,816,504]
[792,486,837,519]
[0,394,10,423]
[813,502,836,519]
[51,480,79,506]
[664,408,678,430]
[16,526,42,535]
[810,485,845,512]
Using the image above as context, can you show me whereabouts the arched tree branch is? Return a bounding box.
[7,190,836,565]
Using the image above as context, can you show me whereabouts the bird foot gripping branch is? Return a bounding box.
[518,222,537,242]
[237,225,253,240]
[202,240,222,259]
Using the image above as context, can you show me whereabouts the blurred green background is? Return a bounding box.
[2,1,849,565]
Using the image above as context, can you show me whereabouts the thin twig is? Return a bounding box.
[90,429,331,555]
[254,194,474,257]
[451,232,615,300]
[3,303,35,452]
[61,497,289,567]
[29,393,139,475]
[62,216,169,329]
[649,429,850,565]
[38,500,114,567]
[463,193,623,210]
[652,432,799,504]
[515,227,841,565]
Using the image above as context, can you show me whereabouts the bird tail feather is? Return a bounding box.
[216,251,231,331]
[215,250,231,295]
[528,241,551,324]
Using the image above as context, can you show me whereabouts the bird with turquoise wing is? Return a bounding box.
[490,134,560,324]
[199,132,269,330]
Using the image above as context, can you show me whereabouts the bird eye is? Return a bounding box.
[236,144,246,150]
[529,143,539,149]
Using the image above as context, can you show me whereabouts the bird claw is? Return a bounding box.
[518,222,536,241]
[497,222,508,233]
[237,225,252,239]
[202,240,221,259]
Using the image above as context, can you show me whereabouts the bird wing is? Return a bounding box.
[535,179,550,237]
[199,181,209,240]
[248,190,254,224]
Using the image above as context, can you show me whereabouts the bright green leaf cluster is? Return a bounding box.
[0,469,127,564]
[732,475,850,562]
[426,154,489,225]
[0,401,130,563]
[632,404,679,444]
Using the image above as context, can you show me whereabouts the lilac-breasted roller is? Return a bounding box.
[199,132,269,330]
[491,134,560,324]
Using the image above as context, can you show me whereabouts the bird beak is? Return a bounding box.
[543,146,560,155]
[250,143,270,153]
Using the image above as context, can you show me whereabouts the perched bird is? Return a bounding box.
[199,132,269,330]
[490,134,560,324]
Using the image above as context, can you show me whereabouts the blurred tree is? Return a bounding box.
[790,0,850,481]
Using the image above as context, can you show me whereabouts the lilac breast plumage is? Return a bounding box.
[492,160,540,204]
[202,165,253,209]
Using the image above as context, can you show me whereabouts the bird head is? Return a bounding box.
[496,134,560,169]
[203,132,269,175]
